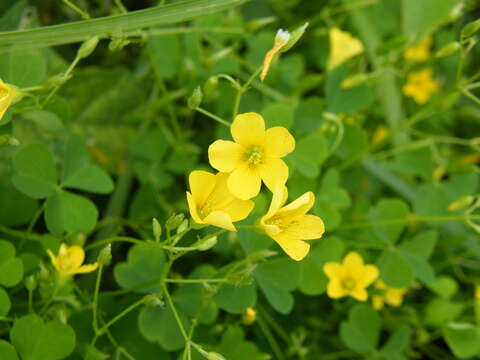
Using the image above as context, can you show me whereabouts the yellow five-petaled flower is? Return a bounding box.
[208,112,295,200]
[404,37,432,62]
[0,79,14,121]
[402,68,440,104]
[328,28,364,70]
[323,252,379,301]
[260,186,324,261]
[47,243,99,278]
[186,170,255,231]
[372,280,407,310]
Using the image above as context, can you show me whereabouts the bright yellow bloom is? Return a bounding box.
[372,280,407,310]
[403,68,440,104]
[260,186,324,261]
[323,252,379,301]
[243,307,257,324]
[260,29,290,81]
[404,37,432,62]
[186,170,254,231]
[208,112,295,200]
[0,79,14,121]
[47,243,98,278]
[328,28,364,70]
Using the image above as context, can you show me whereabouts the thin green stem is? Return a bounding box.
[85,236,144,250]
[162,284,189,341]
[97,297,146,335]
[195,107,231,127]
[62,0,91,19]
[28,289,34,313]
[165,278,227,284]
[232,66,263,119]
[257,314,285,360]
[92,265,103,333]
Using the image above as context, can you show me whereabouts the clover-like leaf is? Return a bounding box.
[0,240,24,287]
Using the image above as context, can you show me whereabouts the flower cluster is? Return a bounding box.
[187,112,325,261]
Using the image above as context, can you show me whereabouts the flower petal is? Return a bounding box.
[68,245,85,269]
[259,158,288,193]
[231,112,265,147]
[323,262,343,279]
[222,199,255,222]
[228,164,262,200]
[326,278,347,299]
[274,214,325,241]
[204,210,236,231]
[189,170,216,205]
[372,295,384,310]
[359,264,379,287]
[350,287,368,301]
[277,192,315,217]
[187,192,204,225]
[264,126,295,158]
[262,185,288,222]
[343,252,364,273]
[208,140,244,172]
[271,236,310,261]
[75,263,99,274]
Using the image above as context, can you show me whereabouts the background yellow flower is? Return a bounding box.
[47,243,98,278]
[403,68,440,104]
[186,170,254,231]
[323,252,379,301]
[372,280,407,310]
[404,36,432,62]
[328,28,364,70]
[0,79,14,120]
[260,186,324,261]
[208,112,295,200]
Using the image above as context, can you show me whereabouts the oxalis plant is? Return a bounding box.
[1,1,480,360]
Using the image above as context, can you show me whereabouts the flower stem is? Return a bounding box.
[196,106,231,127]
[162,283,189,341]
[96,297,146,335]
[92,265,103,333]
[232,65,263,119]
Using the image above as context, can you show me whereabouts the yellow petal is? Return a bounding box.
[277,191,315,217]
[75,262,99,274]
[228,164,262,200]
[231,113,265,147]
[46,249,59,270]
[189,170,216,205]
[275,214,325,241]
[359,264,379,287]
[343,252,364,273]
[0,80,13,120]
[372,295,384,310]
[186,192,204,225]
[259,158,288,193]
[203,210,236,231]
[350,287,368,301]
[68,245,86,269]
[326,278,347,299]
[264,127,295,158]
[222,198,255,222]
[59,243,69,256]
[328,28,364,69]
[385,289,406,306]
[323,262,344,279]
[261,185,288,221]
[271,236,310,261]
[208,140,244,173]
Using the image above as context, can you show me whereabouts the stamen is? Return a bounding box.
[342,277,356,291]
[245,146,264,167]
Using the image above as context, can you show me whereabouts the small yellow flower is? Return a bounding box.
[402,68,440,104]
[328,28,364,70]
[323,252,379,301]
[186,170,255,231]
[404,37,432,62]
[0,79,14,121]
[47,243,98,278]
[372,280,407,310]
[243,307,257,324]
[260,29,291,81]
[260,186,325,261]
[208,112,295,200]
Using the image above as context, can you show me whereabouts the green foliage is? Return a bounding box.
[340,304,381,352]
[0,240,23,287]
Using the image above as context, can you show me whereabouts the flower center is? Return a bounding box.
[341,277,356,291]
[57,255,76,272]
[245,146,264,167]
[198,200,213,219]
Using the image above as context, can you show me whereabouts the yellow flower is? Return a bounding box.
[475,285,480,299]
[47,243,98,278]
[323,252,379,301]
[243,307,257,325]
[372,280,407,310]
[260,186,325,261]
[404,37,432,62]
[208,112,295,200]
[0,79,14,121]
[186,170,254,231]
[402,68,440,104]
[260,29,290,81]
[328,28,364,70]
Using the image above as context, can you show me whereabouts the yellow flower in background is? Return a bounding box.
[403,68,440,104]
[475,286,480,299]
[372,280,407,310]
[47,243,98,278]
[323,252,379,301]
[243,307,257,324]
[328,28,364,70]
[186,170,255,231]
[260,186,325,261]
[404,36,432,62]
[208,112,295,200]
[0,79,14,120]
[260,29,290,81]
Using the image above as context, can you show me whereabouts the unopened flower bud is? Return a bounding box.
[144,293,164,307]
[435,42,461,58]
[152,218,162,242]
[0,134,20,147]
[176,219,189,234]
[24,275,37,292]
[97,244,112,266]
[207,352,226,360]
[341,73,368,89]
[78,36,99,59]
[166,213,185,230]
[243,307,256,325]
[196,236,217,251]
[461,19,480,41]
[204,76,219,97]
[448,195,474,211]
[187,86,203,109]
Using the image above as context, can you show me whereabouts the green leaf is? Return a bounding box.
[0,53,46,87]
[293,97,324,133]
[0,340,19,360]
[381,325,412,356]
[425,299,464,327]
[44,190,98,235]
[12,143,57,199]
[378,249,414,288]
[0,287,11,316]
[138,302,188,351]
[148,35,182,79]
[369,198,410,244]
[0,185,38,226]
[290,133,328,178]
[131,128,169,162]
[428,276,458,299]
[21,111,63,132]
[10,314,75,360]
[399,230,437,259]
[400,252,435,285]
[262,103,294,129]
[0,240,24,287]
[62,134,90,182]
[443,323,480,358]
[62,164,113,194]
[340,304,381,352]
[217,326,264,360]
[213,284,256,314]
[336,124,368,160]
[317,169,351,207]
[114,245,166,293]
[299,237,344,295]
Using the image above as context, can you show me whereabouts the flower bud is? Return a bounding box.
[144,293,164,307]
[461,19,480,41]
[207,352,226,360]
[176,219,189,234]
[242,307,256,325]
[24,275,37,292]
[166,213,185,230]
[281,22,309,53]
[341,73,368,89]
[43,73,71,89]
[78,36,99,60]
[448,195,473,211]
[97,244,112,266]
[152,218,162,242]
[0,134,20,147]
[196,236,217,251]
[435,42,461,58]
[0,79,14,120]
[187,86,203,109]
[204,76,219,97]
